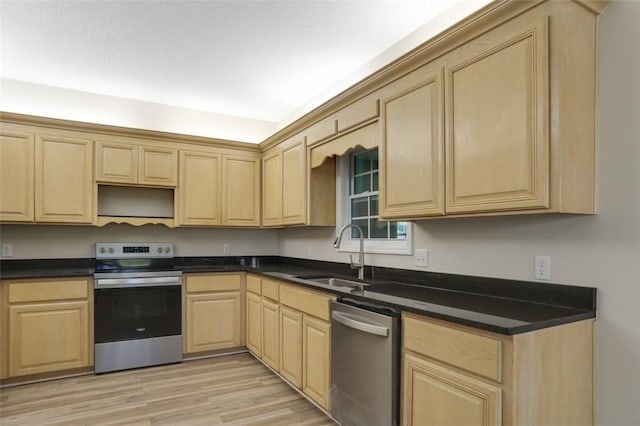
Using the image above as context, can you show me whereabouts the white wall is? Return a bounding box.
[0,78,277,144]
[0,225,278,259]
[279,2,640,424]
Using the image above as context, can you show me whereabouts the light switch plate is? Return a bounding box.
[414,249,428,267]
[2,244,13,257]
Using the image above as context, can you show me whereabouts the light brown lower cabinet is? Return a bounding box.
[1,277,93,379]
[279,305,303,387]
[401,312,595,426]
[302,315,331,409]
[261,297,280,370]
[246,291,262,357]
[183,273,243,354]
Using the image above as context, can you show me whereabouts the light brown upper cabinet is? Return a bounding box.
[177,149,222,226]
[380,65,444,219]
[262,136,306,226]
[0,124,94,224]
[376,1,600,219]
[36,132,94,223]
[444,19,549,214]
[96,140,177,187]
[222,154,261,227]
[0,129,34,222]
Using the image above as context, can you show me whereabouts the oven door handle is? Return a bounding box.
[95,276,182,288]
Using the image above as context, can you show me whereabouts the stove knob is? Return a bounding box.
[164,247,171,254]
[99,247,106,254]
[108,247,114,254]
[157,247,163,254]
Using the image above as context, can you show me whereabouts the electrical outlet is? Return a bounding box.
[223,243,230,255]
[534,256,551,280]
[1,244,13,257]
[414,249,428,267]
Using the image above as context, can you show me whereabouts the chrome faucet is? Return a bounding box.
[334,224,365,280]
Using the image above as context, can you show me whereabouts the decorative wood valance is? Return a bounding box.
[309,122,379,168]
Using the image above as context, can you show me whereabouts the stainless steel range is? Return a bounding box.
[93,242,182,374]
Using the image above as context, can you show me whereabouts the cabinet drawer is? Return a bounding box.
[185,274,241,293]
[8,278,90,303]
[403,312,502,382]
[279,284,334,322]
[246,274,262,295]
[261,278,280,301]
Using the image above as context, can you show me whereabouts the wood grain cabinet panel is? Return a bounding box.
[261,298,280,371]
[444,19,549,214]
[246,291,262,357]
[177,150,221,226]
[222,155,260,227]
[95,141,138,184]
[183,273,243,354]
[0,130,34,222]
[3,277,93,379]
[96,141,177,187]
[281,141,306,225]
[35,133,94,223]
[380,68,444,219]
[9,301,90,377]
[262,149,282,226]
[402,352,501,426]
[280,305,303,387]
[185,292,241,353]
[139,145,177,186]
[302,315,331,410]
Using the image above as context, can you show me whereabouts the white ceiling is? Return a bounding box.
[1,0,488,140]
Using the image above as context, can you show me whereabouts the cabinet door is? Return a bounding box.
[139,145,177,187]
[246,292,262,357]
[445,19,549,214]
[402,352,501,426]
[380,70,444,218]
[0,130,34,221]
[282,140,306,225]
[280,306,303,387]
[302,315,331,409]
[261,298,280,371]
[177,150,221,226]
[9,300,90,377]
[222,155,260,227]
[95,140,138,184]
[35,134,94,223]
[185,291,240,353]
[262,149,282,226]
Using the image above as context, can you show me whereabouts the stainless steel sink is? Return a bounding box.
[296,275,369,288]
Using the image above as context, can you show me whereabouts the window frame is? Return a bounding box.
[335,149,413,256]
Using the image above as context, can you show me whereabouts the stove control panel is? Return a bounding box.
[96,243,174,259]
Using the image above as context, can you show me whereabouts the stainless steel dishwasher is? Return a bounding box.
[330,298,400,426]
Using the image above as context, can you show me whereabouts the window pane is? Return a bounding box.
[352,219,369,239]
[371,195,379,216]
[372,171,379,191]
[370,218,389,239]
[371,149,379,171]
[354,151,371,175]
[353,174,370,194]
[390,222,408,241]
[351,197,369,218]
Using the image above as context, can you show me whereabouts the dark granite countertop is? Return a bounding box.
[0,256,596,335]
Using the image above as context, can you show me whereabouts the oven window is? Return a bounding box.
[94,286,181,343]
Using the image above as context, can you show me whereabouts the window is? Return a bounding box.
[336,148,412,255]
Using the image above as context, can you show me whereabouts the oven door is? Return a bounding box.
[94,283,181,343]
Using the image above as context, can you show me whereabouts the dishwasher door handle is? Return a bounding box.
[332,311,389,337]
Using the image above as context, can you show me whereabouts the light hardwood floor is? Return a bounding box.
[0,353,335,425]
